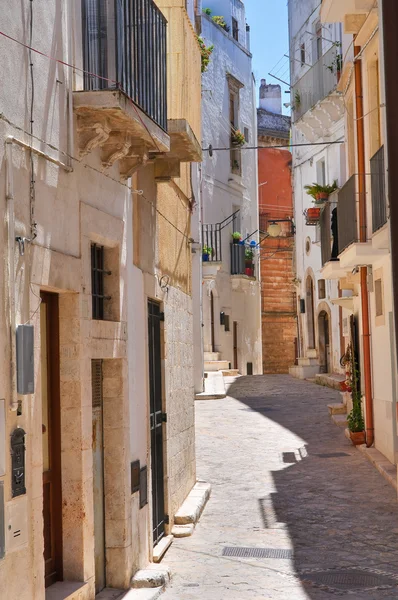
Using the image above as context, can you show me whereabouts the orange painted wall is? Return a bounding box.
[259,147,297,374]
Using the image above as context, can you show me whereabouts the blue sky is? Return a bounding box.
[244,0,290,113]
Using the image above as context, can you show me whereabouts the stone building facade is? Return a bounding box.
[257,80,296,374]
[199,0,262,376]
[0,0,204,598]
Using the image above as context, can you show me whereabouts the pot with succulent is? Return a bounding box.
[232,231,242,244]
[231,129,246,147]
[202,245,213,262]
[304,180,338,204]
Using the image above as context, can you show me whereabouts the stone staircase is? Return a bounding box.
[327,391,352,428]
[204,352,230,372]
[289,356,320,379]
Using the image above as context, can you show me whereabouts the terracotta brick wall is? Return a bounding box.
[259,146,297,373]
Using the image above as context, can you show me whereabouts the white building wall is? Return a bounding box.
[289,0,345,375]
[200,6,262,374]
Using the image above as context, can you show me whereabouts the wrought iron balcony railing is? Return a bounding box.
[320,198,339,266]
[371,145,387,233]
[202,224,222,262]
[337,175,357,253]
[292,45,340,122]
[230,244,255,277]
[82,0,167,131]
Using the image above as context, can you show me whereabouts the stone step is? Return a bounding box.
[316,372,346,391]
[153,535,173,563]
[204,360,230,372]
[174,481,211,526]
[327,403,347,416]
[298,357,319,367]
[331,414,348,428]
[221,369,239,377]
[195,371,226,400]
[204,351,221,361]
[289,365,320,380]
[131,566,171,589]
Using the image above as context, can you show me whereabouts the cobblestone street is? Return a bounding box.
[161,375,398,599]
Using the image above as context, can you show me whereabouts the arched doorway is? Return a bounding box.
[318,310,331,373]
[306,276,315,349]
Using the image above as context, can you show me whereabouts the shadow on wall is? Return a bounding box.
[226,375,398,598]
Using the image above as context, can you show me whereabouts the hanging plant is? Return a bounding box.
[202,7,212,15]
[231,128,245,147]
[197,36,214,73]
[212,15,230,32]
[304,180,338,204]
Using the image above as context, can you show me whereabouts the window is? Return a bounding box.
[244,127,249,142]
[232,17,239,41]
[91,243,114,320]
[318,279,326,300]
[374,269,385,326]
[224,315,230,332]
[316,159,326,186]
[315,22,322,61]
[300,43,306,66]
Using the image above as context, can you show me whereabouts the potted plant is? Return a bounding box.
[245,248,254,276]
[305,207,322,223]
[212,15,230,32]
[232,232,241,244]
[202,245,213,262]
[347,405,365,445]
[326,43,343,82]
[345,343,366,445]
[231,129,246,147]
[304,180,338,204]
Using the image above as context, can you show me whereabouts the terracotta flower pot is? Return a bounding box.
[306,207,321,220]
[349,430,366,446]
[316,192,329,201]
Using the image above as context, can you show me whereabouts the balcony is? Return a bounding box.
[321,0,375,27]
[371,146,387,234]
[75,0,170,178]
[320,196,339,266]
[337,175,357,253]
[292,46,344,141]
[202,224,222,262]
[155,0,202,165]
[230,244,255,279]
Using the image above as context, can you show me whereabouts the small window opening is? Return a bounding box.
[91,243,111,320]
[300,43,306,66]
[232,18,239,41]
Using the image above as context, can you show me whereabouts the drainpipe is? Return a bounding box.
[5,140,18,412]
[354,45,374,447]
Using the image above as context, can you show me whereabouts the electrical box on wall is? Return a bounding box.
[16,325,34,395]
[6,496,28,552]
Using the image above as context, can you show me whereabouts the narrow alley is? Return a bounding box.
[161,376,398,600]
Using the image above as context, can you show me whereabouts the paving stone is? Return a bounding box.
[161,375,398,599]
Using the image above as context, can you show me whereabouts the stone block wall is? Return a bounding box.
[163,286,196,523]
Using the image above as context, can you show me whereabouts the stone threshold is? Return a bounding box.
[46,582,90,600]
[174,481,211,527]
[344,429,397,492]
[153,534,173,563]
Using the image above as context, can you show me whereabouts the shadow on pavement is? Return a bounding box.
[226,374,398,599]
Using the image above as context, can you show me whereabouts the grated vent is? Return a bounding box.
[222,546,293,560]
[301,568,398,592]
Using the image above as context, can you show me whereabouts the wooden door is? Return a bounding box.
[40,292,63,587]
[92,360,106,593]
[233,321,238,370]
[148,301,166,545]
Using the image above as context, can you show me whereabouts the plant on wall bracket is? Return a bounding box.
[231,128,246,147]
[197,36,214,73]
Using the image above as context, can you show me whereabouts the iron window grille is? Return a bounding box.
[91,244,111,320]
[232,18,239,41]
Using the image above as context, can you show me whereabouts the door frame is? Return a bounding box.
[41,292,63,588]
[233,321,238,370]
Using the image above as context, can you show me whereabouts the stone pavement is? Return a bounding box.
[160,375,398,599]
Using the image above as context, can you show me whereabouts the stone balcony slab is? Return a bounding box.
[74,89,170,178]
